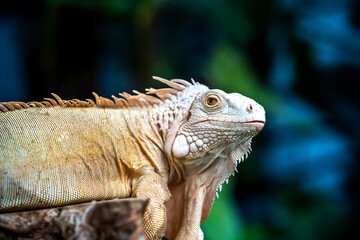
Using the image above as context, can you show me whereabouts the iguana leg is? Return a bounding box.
[174,186,205,240]
[132,173,171,240]
[165,180,205,240]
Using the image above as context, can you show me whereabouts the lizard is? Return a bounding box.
[0,76,265,240]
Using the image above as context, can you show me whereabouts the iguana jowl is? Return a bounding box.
[0,77,265,240]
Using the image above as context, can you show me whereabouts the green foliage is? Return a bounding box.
[205,44,276,110]
[201,180,244,240]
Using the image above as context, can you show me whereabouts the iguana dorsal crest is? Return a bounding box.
[0,76,193,113]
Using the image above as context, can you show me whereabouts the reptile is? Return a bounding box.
[0,76,265,240]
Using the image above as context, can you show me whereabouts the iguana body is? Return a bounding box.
[0,77,265,239]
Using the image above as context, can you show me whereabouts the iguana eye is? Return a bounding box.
[206,97,218,106]
[205,95,220,108]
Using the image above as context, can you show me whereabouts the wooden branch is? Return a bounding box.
[0,198,149,240]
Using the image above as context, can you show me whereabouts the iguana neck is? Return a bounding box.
[150,98,185,184]
[151,84,209,184]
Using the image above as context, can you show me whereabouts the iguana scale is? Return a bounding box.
[0,77,265,240]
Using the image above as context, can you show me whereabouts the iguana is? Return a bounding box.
[0,76,265,240]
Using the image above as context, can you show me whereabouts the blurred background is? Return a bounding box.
[1,0,359,239]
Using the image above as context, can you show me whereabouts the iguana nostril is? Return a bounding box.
[247,104,253,113]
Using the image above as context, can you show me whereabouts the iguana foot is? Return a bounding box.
[132,173,171,240]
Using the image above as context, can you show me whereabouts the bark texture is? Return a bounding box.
[0,198,148,240]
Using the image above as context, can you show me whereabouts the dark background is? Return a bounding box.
[1,0,359,239]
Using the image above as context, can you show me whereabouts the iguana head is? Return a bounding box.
[172,89,265,164]
[162,79,265,179]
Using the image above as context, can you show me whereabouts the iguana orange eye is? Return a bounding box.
[206,96,218,106]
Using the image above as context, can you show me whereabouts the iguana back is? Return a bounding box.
[0,105,163,212]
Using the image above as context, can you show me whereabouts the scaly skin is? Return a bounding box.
[0,77,265,239]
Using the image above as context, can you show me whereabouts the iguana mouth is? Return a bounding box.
[243,120,265,124]
[208,116,263,122]
[192,118,265,125]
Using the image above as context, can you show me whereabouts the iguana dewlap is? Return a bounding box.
[0,77,265,240]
